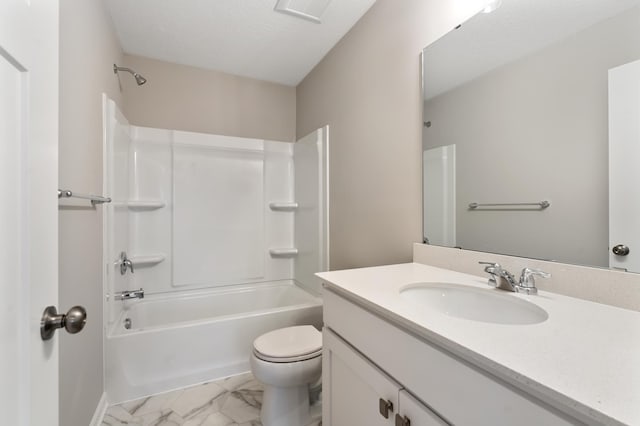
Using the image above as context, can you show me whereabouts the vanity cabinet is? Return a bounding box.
[323,327,447,426]
[322,288,586,426]
[397,390,449,426]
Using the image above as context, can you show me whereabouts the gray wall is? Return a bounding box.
[58,0,123,424]
[423,8,640,267]
[296,0,483,270]
[121,54,297,142]
[54,0,512,421]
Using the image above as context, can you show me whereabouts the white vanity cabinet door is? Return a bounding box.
[397,390,449,426]
[323,328,399,426]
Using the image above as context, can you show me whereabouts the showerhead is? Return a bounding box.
[134,73,147,85]
[113,64,147,86]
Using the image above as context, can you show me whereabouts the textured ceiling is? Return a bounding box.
[105,0,377,86]
[424,0,640,100]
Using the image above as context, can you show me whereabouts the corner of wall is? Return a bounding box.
[295,0,484,270]
[119,54,296,142]
[59,0,124,424]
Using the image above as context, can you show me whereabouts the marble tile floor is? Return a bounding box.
[101,372,322,426]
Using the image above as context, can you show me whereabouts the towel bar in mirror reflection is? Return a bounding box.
[468,201,550,210]
[421,0,640,273]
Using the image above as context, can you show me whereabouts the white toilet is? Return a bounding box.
[250,325,322,426]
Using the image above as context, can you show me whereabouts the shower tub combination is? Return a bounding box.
[105,281,322,403]
[102,97,328,403]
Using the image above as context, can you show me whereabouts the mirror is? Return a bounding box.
[422,0,640,272]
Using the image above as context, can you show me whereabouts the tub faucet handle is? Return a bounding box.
[119,251,134,275]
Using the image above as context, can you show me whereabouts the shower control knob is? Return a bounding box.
[119,251,134,275]
[612,244,630,256]
[40,305,87,341]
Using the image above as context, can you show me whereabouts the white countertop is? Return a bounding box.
[317,263,640,426]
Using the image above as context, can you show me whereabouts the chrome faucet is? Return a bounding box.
[518,267,551,295]
[479,262,550,295]
[119,251,134,275]
[114,288,144,301]
[479,262,518,291]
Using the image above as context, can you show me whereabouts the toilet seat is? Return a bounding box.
[253,325,322,363]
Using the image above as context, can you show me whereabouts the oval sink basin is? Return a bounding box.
[400,283,548,325]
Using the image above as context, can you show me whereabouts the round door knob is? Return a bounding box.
[612,244,630,256]
[64,306,88,334]
[40,305,87,341]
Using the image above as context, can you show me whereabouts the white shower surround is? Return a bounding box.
[102,97,328,403]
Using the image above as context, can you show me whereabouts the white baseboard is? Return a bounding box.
[89,392,109,426]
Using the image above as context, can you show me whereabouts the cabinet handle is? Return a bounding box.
[395,414,411,426]
[379,398,394,418]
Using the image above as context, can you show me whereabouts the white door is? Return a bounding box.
[609,60,640,272]
[0,0,59,425]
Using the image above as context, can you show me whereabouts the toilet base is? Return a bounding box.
[250,325,323,426]
[308,401,322,425]
[261,384,314,426]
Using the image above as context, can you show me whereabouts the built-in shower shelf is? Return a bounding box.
[130,254,166,267]
[127,200,166,211]
[269,248,298,258]
[269,202,298,212]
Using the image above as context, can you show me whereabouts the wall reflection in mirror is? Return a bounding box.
[422,0,640,272]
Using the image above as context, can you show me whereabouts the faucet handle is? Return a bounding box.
[479,261,501,272]
[519,268,551,291]
[126,259,134,274]
[479,261,501,287]
[119,251,134,275]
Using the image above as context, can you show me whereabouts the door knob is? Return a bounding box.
[612,244,630,256]
[40,305,87,341]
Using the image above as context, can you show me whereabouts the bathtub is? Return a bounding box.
[105,280,322,403]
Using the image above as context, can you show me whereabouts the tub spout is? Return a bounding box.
[114,288,144,301]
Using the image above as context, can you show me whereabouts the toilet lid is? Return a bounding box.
[253,325,322,361]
